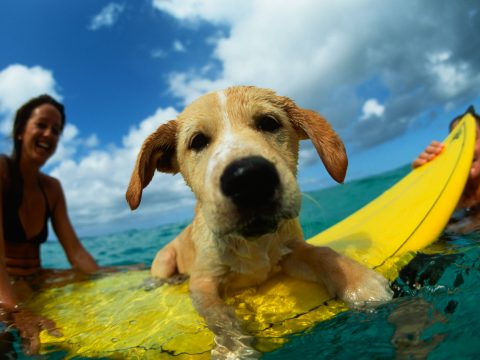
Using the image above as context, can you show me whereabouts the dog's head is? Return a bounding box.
[126,86,347,238]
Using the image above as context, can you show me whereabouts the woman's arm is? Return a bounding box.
[0,159,60,355]
[0,158,20,311]
[0,232,20,312]
[48,177,99,273]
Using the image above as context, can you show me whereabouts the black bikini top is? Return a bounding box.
[2,157,51,245]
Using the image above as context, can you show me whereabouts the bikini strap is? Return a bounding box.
[38,178,52,218]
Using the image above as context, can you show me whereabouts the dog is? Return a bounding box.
[126,86,392,359]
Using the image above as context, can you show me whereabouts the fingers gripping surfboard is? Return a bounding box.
[32,115,475,358]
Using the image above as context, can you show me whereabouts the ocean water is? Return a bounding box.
[30,165,480,358]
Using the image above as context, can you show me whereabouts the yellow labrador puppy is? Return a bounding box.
[126,86,392,359]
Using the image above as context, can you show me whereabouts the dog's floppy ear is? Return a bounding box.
[126,120,178,210]
[282,98,348,183]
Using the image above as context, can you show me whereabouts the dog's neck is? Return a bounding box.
[216,232,291,273]
[200,216,302,272]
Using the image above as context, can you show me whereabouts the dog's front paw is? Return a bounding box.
[345,269,393,307]
[212,346,261,360]
[337,261,393,307]
[212,333,261,360]
[143,274,189,291]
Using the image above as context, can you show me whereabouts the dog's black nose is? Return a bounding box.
[220,156,280,208]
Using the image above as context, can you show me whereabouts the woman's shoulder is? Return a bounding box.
[39,172,64,199]
[39,172,62,189]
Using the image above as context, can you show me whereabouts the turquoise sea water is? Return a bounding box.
[29,165,480,358]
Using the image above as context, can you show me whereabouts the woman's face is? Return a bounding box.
[19,103,62,166]
[469,125,480,182]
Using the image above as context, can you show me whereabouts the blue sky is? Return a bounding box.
[1,1,479,236]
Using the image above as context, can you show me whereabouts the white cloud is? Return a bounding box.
[298,146,318,168]
[153,0,480,151]
[151,41,187,60]
[360,99,385,121]
[88,2,125,31]
[122,107,177,149]
[168,72,229,105]
[62,122,79,142]
[157,1,371,105]
[46,124,102,168]
[84,134,99,148]
[428,51,477,99]
[48,124,80,166]
[0,64,61,136]
[152,0,252,24]
[151,48,168,59]
[173,40,187,53]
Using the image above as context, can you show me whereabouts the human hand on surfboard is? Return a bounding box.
[413,106,480,186]
[8,308,61,355]
[413,139,480,182]
[412,141,445,169]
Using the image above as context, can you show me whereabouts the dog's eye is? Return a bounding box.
[256,115,281,132]
[189,133,210,151]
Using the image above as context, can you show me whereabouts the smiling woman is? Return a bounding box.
[0,95,101,356]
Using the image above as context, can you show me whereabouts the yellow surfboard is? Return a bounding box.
[32,115,475,358]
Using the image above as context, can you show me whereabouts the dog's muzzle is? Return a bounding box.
[220,156,281,236]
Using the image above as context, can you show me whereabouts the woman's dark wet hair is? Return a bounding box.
[11,94,66,161]
[449,105,480,132]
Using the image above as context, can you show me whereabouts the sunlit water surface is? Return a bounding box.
[10,165,480,359]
